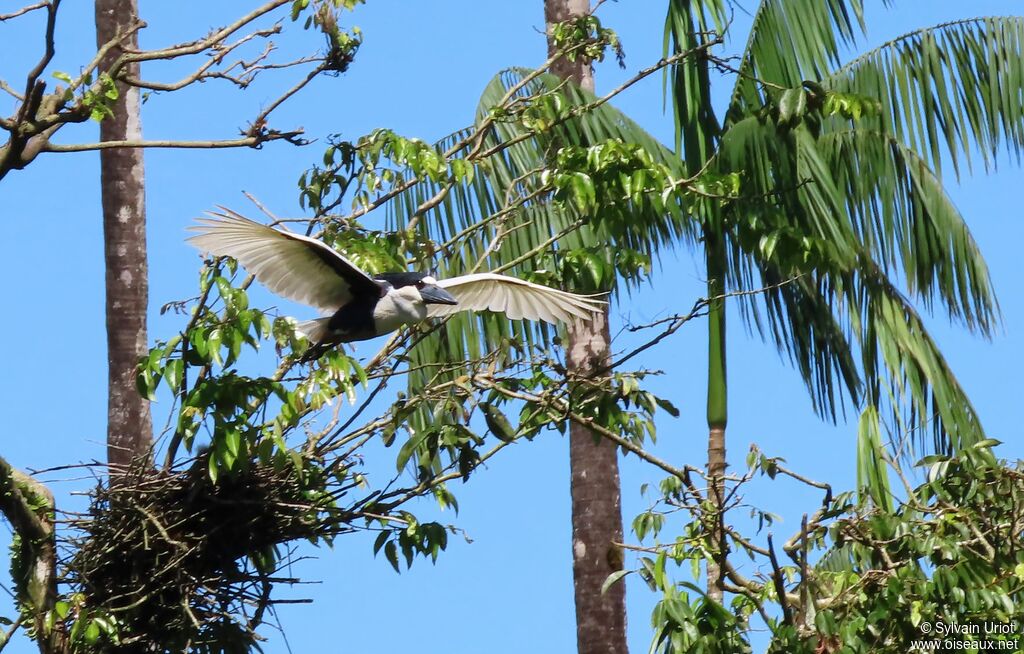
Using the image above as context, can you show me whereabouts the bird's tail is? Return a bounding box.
[294,317,331,344]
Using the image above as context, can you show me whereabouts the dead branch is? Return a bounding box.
[40,131,306,152]
[0,1,48,22]
[15,0,59,126]
[122,27,287,92]
[0,0,334,182]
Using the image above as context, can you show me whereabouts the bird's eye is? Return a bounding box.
[415,281,425,289]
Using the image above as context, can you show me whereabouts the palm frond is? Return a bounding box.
[389,68,694,284]
[716,117,860,282]
[857,404,894,509]
[753,269,862,420]
[711,107,989,457]
[815,542,858,574]
[824,16,1024,178]
[726,0,867,121]
[664,0,727,168]
[849,266,984,456]
[819,128,998,332]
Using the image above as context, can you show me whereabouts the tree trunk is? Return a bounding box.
[704,231,727,602]
[95,0,152,469]
[545,2,628,652]
[568,312,627,654]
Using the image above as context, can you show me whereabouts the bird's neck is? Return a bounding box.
[373,286,427,333]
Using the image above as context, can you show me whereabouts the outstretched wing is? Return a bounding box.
[186,208,381,313]
[429,273,605,324]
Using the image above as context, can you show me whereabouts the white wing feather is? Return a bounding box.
[186,209,378,313]
[429,273,604,324]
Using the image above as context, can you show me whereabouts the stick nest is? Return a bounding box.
[64,458,334,652]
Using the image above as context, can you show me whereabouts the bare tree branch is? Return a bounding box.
[0,79,24,103]
[16,0,60,126]
[0,0,334,182]
[41,131,306,152]
[119,1,290,66]
[0,1,48,22]
[121,28,309,92]
[250,61,328,128]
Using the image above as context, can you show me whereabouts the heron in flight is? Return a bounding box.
[187,210,604,357]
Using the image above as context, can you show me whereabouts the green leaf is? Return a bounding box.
[373,531,390,556]
[395,430,429,472]
[208,454,219,484]
[84,620,100,644]
[163,358,183,391]
[479,402,516,442]
[224,429,241,460]
[601,569,630,594]
[972,438,1002,449]
[207,328,223,366]
[856,406,892,510]
[1013,563,1024,582]
[654,396,680,418]
[384,540,401,573]
[89,104,113,123]
[100,73,118,101]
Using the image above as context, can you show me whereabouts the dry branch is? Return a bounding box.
[0,0,338,181]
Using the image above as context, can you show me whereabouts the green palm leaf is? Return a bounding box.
[726,0,868,120]
[664,0,726,166]
[819,128,997,331]
[716,115,991,448]
[824,16,1024,178]
[663,1,1023,514]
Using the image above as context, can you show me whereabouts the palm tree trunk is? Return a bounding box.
[95,0,152,469]
[567,313,627,654]
[545,1,628,652]
[704,230,727,602]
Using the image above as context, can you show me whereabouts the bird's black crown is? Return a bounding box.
[374,271,429,288]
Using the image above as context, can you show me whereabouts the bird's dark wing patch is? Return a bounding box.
[286,232,383,299]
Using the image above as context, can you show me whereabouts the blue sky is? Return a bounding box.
[1,2,1022,652]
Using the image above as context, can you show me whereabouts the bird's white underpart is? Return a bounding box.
[372,284,429,332]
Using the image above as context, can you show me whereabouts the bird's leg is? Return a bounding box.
[297,339,348,364]
[298,341,330,364]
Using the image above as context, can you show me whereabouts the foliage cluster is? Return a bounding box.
[627,443,1024,654]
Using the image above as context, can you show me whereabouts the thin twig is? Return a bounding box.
[0,1,47,22]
